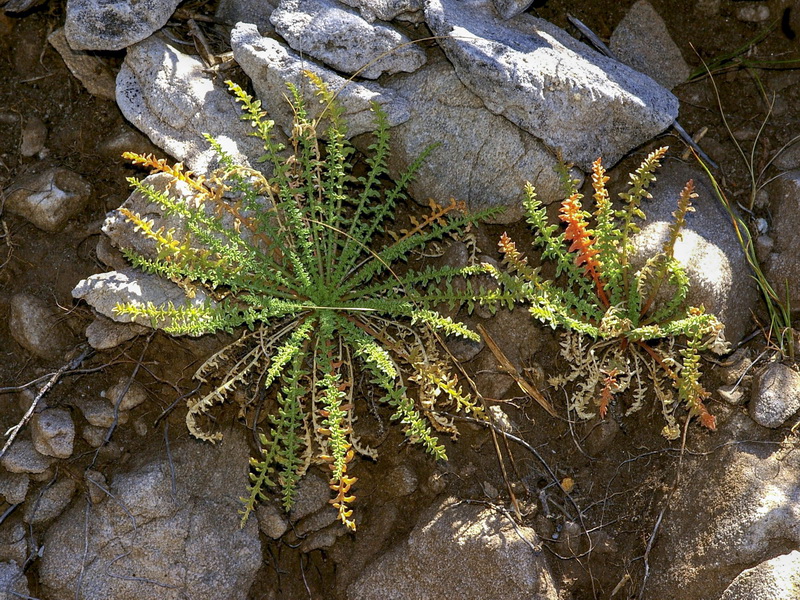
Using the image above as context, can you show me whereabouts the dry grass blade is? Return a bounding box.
[476,323,557,416]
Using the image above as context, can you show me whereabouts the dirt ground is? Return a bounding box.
[0,1,798,599]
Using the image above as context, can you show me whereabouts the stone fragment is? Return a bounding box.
[610,0,690,90]
[766,172,800,310]
[64,0,181,51]
[74,397,127,428]
[300,523,348,552]
[31,408,75,459]
[348,496,559,599]
[630,161,759,346]
[116,36,265,175]
[0,439,54,474]
[23,477,77,525]
[72,268,213,332]
[84,315,147,350]
[231,23,410,139]
[493,0,533,20]
[647,414,800,599]
[256,502,289,539]
[0,561,29,600]
[0,472,29,505]
[382,55,566,223]
[736,4,770,22]
[39,429,261,600]
[384,464,418,497]
[8,293,73,360]
[216,0,278,33]
[749,362,800,428]
[85,469,108,505]
[288,472,330,522]
[4,166,91,232]
[270,0,426,79]
[339,0,423,22]
[48,27,116,100]
[424,0,678,169]
[81,425,107,448]
[104,377,148,412]
[19,114,47,157]
[295,506,338,537]
[0,522,28,566]
[719,550,800,600]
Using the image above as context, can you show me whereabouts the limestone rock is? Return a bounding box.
[348,496,559,599]
[31,408,75,459]
[381,55,567,223]
[629,161,759,346]
[749,362,800,428]
[338,0,423,22]
[610,0,690,90]
[8,293,73,360]
[4,166,91,232]
[64,0,181,51]
[719,551,800,600]
[270,0,426,79]
[116,36,265,175]
[424,0,678,169]
[48,27,116,100]
[39,428,262,600]
[230,23,410,139]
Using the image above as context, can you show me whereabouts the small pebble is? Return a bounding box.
[256,503,289,539]
[19,115,47,157]
[103,378,148,411]
[31,408,75,459]
[74,397,128,428]
[4,166,91,232]
[736,4,770,22]
[8,293,73,360]
[0,472,30,505]
[85,470,108,505]
[0,439,54,474]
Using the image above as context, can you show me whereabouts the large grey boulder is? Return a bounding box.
[424,0,679,169]
[116,36,264,175]
[347,496,559,600]
[270,0,426,79]
[381,55,568,223]
[646,413,800,599]
[719,551,800,600]
[629,160,758,346]
[231,23,410,139]
[65,0,181,51]
[39,428,261,600]
[749,362,800,428]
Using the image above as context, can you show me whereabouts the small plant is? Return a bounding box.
[480,148,727,439]
[114,75,493,529]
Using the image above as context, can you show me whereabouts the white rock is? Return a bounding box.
[4,166,91,232]
[72,268,213,332]
[48,27,116,100]
[270,0,426,79]
[381,55,569,223]
[231,23,411,139]
[493,0,533,20]
[31,408,75,459]
[750,363,800,428]
[424,0,679,169]
[338,0,423,22]
[116,36,265,175]
[64,0,181,51]
[719,551,800,600]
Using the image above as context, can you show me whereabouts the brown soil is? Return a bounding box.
[0,1,797,599]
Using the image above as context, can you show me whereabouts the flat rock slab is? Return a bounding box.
[231,23,410,139]
[65,0,181,51]
[270,0,426,79]
[425,0,679,169]
[382,55,570,223]
[4,165,91,232]
[610,0,690,90]
[348,496,559,600]
[116,36,265,175]
[39,428,261,600]
[72,267,213,333]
